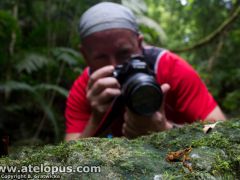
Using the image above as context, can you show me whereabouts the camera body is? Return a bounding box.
[113,55,163,116]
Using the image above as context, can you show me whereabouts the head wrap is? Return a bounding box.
[78,2,139,39]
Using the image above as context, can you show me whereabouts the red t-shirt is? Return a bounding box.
[65,50,217,134]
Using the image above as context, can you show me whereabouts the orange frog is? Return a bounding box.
[166,147,192,172]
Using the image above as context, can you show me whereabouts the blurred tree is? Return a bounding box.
[0,0,89,144]
[143,0,240,116]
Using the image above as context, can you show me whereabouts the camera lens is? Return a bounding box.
[123,73,163,116]
[130,84,162,115]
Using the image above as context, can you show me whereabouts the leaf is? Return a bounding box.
[52,47,83,66]
[0,81,34,92]
[15,53,50,74]
[121,0,147,14]
[121,0,167,44]
[34,84,68,97]
[3,104,24,112]
[136,15,167,44]
[0,81,60,141]
[0,10,19,40]
[34,94,60,142]
[223,90,240,111]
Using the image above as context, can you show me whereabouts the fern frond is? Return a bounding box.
[53,47,81,57]
[136,15,167,44]
[34,84,68,97]
[0,81,60,141]
[121,0,167,44]
[34,94,60,142]
[4,104,25,112]
[15,53,50,74]
[52,47,83,66]
[0,81,34,92]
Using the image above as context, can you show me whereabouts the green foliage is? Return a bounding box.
[15,53,50,74]
[0,0,88,144]
[143,0,240,116]
[122,0,167,45]
[0,10,19,43]
[52,47,84,66]
[223,90,240,112]
[0,81,69,142]
[34,84,68,98]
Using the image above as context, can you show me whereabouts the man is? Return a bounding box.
[65,2,225,141]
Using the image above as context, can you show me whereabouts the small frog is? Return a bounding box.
[166,147,192,172]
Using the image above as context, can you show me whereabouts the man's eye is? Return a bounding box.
[95,55,107,60]
[119,51,131,59]
[121,55,130,60]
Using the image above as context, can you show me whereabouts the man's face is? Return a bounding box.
[80,29,143,72]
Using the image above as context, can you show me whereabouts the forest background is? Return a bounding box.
[0,0,239,146]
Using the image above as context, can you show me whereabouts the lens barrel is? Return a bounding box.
[122,73,163,116]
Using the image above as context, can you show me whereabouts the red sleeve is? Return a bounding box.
[65,68,91,133]
[156,51,217,123]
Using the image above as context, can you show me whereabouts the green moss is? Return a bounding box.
[1,119,240,179]
[191,131,230,148]
[211,153,231,176]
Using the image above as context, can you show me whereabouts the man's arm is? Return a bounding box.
[64,68,92,142]
[65,109,101,141]
[65,133,81,141]
[205,105,226,122]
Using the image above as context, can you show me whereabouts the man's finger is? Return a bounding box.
[160,83,170,112]
[91,77,120,95]
[88,65,114,89]
[97,88,121,103]
[161,83,171,94]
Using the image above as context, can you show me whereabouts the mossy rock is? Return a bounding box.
[1,119,240,179]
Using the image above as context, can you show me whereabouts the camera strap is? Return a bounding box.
[92,95,124,137]
[143,46,165,71]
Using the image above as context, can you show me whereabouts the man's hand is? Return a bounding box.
[86,65,121,122]
[81,65,121,138]
[122,83,172,138]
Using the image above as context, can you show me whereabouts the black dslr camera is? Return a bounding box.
[113,55,163,116]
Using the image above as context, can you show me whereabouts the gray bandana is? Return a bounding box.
[78,2,139,39]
